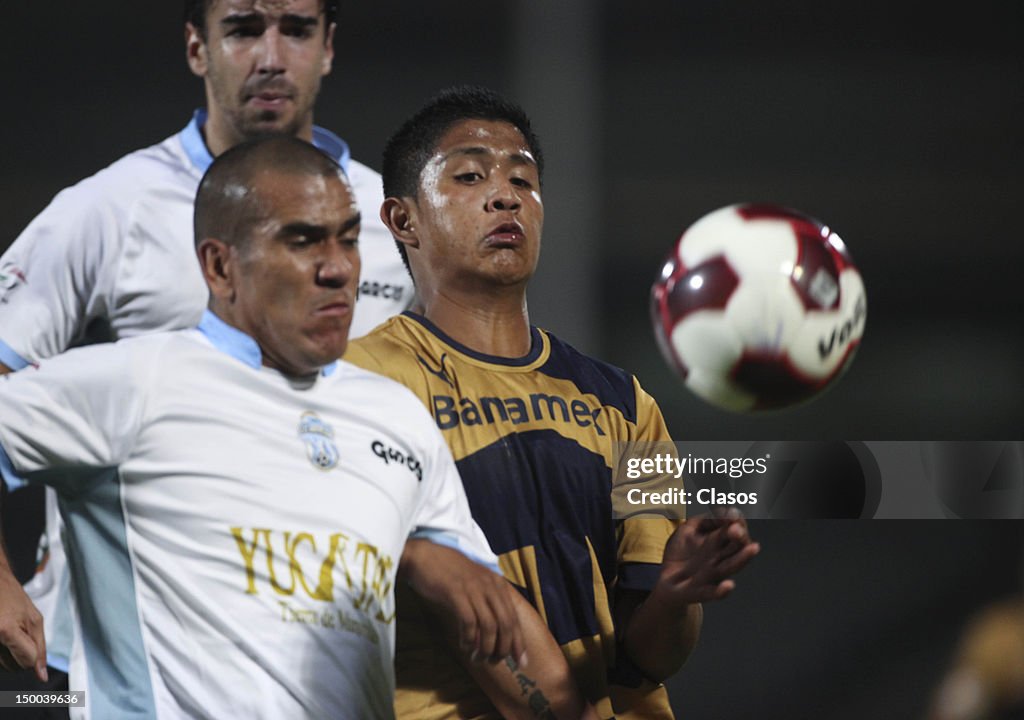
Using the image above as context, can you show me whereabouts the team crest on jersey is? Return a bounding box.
[299,411,339,470]
[0,263,25,303]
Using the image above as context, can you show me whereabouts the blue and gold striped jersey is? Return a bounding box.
[347,312,678,719]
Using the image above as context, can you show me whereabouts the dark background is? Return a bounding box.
[3,2,1022,718]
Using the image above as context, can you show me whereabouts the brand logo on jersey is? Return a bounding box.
[358,279,406,301]
[299,412,339,470]
[0,263,25,303]
[371,440,423,482]
[417,352,455,388]
[431,393,606,436]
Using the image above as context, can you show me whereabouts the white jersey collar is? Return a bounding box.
[197,310,339,377]
[180,109,352,175]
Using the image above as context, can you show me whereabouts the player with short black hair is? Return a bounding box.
[381,85,545,276]
[347,85,760,719]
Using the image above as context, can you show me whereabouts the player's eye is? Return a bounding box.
[281,20,317,38]
[510,176,533,189]
[225,21,264,38]
[455,172,483,183]
[288,232,321,247]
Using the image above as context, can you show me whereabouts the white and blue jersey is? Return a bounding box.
[0,110,409,358]
[0,312,496,719]
[0,110,412,673]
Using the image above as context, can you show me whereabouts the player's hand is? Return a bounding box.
[399,538,524,664]
[655,509,760,606]
[0,565,47,682]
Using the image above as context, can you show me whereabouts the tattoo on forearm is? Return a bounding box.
[504,656,555,719]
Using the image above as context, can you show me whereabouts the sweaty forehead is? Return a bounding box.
[435,119,533,162]
[250,170,356,218]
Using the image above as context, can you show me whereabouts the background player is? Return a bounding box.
[0,0,410,691]
[927,590,1024,720]
[0,136,591,719]
[346,86,760,719]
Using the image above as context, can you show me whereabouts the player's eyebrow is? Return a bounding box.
[338,213,362,235]
[220,12,263,28]
[445,146,537,168]
[220,12,318,29]
[280,213,361,238]
[278,13,320,29]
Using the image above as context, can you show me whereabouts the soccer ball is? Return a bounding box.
[650,203,866,412]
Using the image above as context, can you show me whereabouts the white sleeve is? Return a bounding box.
[0,183,121,366]
[410,422,500,573]
[0,341,149,494]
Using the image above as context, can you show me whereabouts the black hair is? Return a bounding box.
[184,0,339,38]
[194,135,345,249]
[381,85,544,273]
[382,85,544,200]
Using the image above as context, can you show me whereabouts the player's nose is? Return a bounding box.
[486,179,522,213]
[255,27,286,74]
[316,243,357,287]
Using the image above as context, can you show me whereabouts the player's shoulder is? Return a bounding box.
[334,356,434,422]
[30,328,188,382]
[50,131,194,214]
[345,158,384,201]
[94,327,196,359]
[538,328,642,418]
[346,315,423,365]
[345,157,381,184]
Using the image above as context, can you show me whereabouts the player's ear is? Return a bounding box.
[197,238,237,302]
[381,198,419,250]
[185,22,208,77]
[321,22,336,76]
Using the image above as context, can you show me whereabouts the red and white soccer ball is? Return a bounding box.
[650,203,867,412]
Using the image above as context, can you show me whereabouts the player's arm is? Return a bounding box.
[618,512,759,681]
[399,538,523,664]
[614,380,760,681]
[461,589,598,720]
[0,410,48,682]
[399,539,597,719]
[403,408,598,719]
[0,527,47,682]
[0,361,48,680]
[0,176,124,368]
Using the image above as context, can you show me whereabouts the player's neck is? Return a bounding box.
[423,290,531,358]
[201,109,315,158]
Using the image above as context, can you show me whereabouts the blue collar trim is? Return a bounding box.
[197,310,339,377]
[179,109,351,175]
[197,310,263,369]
